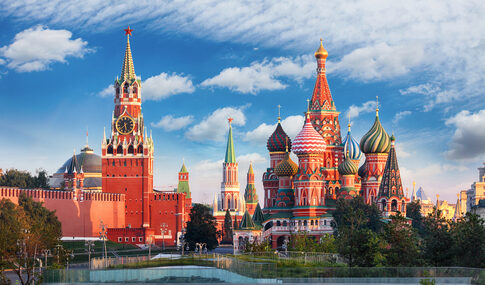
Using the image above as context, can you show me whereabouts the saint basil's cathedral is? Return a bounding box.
[232,40,408,250]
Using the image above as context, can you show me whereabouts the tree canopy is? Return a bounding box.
[185,204,220,250]
[0,194,63,285]
[0,169,49,189]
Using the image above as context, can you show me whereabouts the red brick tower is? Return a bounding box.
[308,40,344,190]
[101,27,154,229]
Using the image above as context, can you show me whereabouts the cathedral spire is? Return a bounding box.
[121,26,136,81]
[225,118,236,163]
[310,38,334,111]
[378,135,405,200]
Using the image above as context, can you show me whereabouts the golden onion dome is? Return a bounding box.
[274,152,299,177]
[315,39,328,59]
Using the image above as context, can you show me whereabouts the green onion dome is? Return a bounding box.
[274,152,298,177]
[359,112,391,154]
[338,155,358,176]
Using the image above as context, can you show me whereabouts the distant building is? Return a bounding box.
[471,199,485,220]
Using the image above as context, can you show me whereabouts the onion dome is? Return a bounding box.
[359,111,391,154]
[267,120,292,152]
[292,114,326,155]
[338,155,358,176]
[342,124,363,160]
[315,39,328,59]
[358,161,367,178]
[274,152,298,177]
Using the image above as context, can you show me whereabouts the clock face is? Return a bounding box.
[116,116,135,135]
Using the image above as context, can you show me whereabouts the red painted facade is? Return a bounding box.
[0,188,125,238]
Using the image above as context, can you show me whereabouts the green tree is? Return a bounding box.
[406,201,423,233]
[222,209,233,244]
[333,197,384,266]
[421,208,453,266]
[185,204,221,250]
[382,213,420,266]
[451,213,485,267]
[0,169,50,189]
[0,195,62,285]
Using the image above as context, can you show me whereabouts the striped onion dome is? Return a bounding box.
[292,114,326,155]
[267,120,292,152]
[342,124,363,160]
[274,152,299,177]
[359,111,391,154]
[338,155,358,176]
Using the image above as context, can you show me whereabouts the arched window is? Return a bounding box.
[116,145,123,155]
[132,83,138,96]
[402,200,406,212]
[311,220,314,226]
[276,220,281,226]
[381,199,387,211]
[303,220,308,226]
[128,145,134,154]
[282,221,287,227]
[137,145,143,154]
[107,145,113,154]
[391,200,398,212]
[123,83,129,94]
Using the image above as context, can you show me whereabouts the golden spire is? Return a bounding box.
[121,26,136,81]
[376,96,380,116]
[277,104,281,123]
[348,112,351,132]
[314,38,328,59]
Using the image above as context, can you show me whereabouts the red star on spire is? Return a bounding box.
[124,26,133,36]
[228,117,233,124]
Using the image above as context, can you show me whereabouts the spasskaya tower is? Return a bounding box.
[101,27,154,229]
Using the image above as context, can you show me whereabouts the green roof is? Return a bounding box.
[252,203,264,226]
[180,162,188,173]
[225,125,236,163]
[239,210,256,229]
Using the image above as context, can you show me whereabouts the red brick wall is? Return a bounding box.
[0,188,125,238]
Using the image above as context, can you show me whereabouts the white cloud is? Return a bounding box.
[151,115,194,131]
[97,73,194,100]
[399,83,461,111]
[237,153,267,165]
[200,56,313,94]
[244,115,304,144]
[328,43,424,81]
[98,85,113,97]
[142,72,195,100]
[399,83,440,96]
[0,25,90,72]
[185,106,247,142]
[445,109,485,160]
[346,100,376,119]
[393,111,412,124]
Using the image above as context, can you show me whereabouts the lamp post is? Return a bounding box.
[195,243,206,256]
[42,249,51,269]
[179,228,187,256]
[160,223,168,250]
[84,241,95,269]
[99,221,108,267]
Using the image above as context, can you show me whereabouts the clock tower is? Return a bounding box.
[101,27,154,229]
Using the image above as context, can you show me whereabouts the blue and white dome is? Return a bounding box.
[342,124,363,161]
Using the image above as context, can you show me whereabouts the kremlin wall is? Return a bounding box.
[1,29,484,250]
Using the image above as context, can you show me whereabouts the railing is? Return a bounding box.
[43,254,485,284]
[243,251,345,264]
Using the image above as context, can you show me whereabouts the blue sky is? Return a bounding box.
[1,0,485,204]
